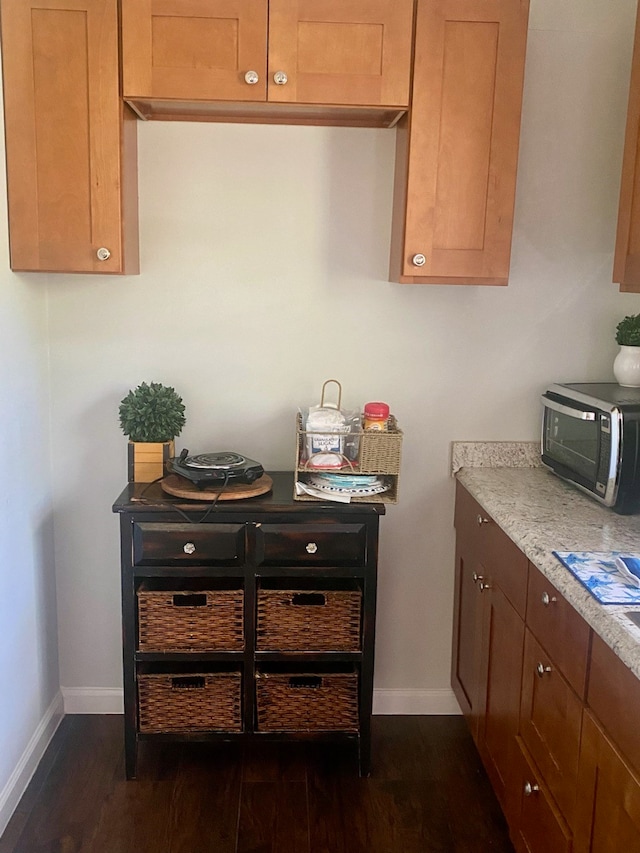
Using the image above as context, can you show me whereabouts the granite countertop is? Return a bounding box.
[452,442,640,680]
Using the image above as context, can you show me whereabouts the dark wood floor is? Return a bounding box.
[0,715,514,853]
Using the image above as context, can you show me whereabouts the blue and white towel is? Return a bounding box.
[553,551,640,605]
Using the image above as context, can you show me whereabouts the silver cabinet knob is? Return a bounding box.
[412,253,426,267]
[541,591,557,606]
[244,70,259,85]
[523,781,539,797]
[479,581,492,592]
[306,542,318,554]
[273,70,288,85]
[183,542,196,555]
[96,247,111,261]
[472,572,483,584]
[536,662,552,677]
[476,515,489,526]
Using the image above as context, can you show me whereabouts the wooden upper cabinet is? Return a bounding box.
[121,0,414,126]
[613,3,640,291]
[0,0,139,274]
[389,0,529,285]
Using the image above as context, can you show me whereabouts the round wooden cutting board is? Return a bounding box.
[160,473,273,501]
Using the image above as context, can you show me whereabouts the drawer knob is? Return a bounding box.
[273,70,288,85]
[472,572,484,584]
[183,542,196,555]
[244,70,259,85]
[306,542,318,554]
[96,247,111,261]
[536,662,552,677]
[523,781,540,797]
[479,580,492,592]
[476,514,490,526]
[541,591,557,606]
[412,253,426,267]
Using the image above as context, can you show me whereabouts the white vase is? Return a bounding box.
[613,345,640,387]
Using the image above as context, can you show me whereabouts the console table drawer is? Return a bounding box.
[132,522,245,565]
[256,523,366,566]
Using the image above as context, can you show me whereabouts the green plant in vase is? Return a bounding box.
[614,315,640,388]
[119,381,186,482]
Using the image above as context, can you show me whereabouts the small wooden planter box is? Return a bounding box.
[128,440,174,483]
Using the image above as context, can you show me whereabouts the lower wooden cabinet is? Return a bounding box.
[574,712,640,852]
[452,481,640,852]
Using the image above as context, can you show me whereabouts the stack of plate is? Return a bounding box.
[308,473,389,497]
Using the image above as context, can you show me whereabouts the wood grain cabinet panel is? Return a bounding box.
[613,2,640,291]
[0,0,139,274]
[390,0,529,285]
[121,0,414,123]
[574,711,640,853]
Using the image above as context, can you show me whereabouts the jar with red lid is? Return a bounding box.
[363,401,390,431]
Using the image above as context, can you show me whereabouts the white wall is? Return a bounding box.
[44,0,640,714]
[0,102,61,830]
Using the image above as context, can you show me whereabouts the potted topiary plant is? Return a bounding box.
[614,314,640,388]
[119,381,186,482]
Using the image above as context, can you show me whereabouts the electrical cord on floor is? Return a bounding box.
[134,471,231,523]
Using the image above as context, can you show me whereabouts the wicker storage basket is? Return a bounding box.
[138,672,242,733]
[255,671,359,732]
[256,589,362,651]
[137,589,244,651]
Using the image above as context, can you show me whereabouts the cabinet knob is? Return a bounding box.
[411,253,426,267]
[244,70,259,85]
[472,572,483,584]
[476,515,490,526]
[273,70,288,85]
[96,247,111,261]
[541,591,557,606]
[523,781,540,797]
[479,581,492,592]
[536,662,552,677]
[306,542,318,554]
[183,542,196,555]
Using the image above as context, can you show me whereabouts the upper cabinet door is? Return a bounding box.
[122,0,268,102]
[0,0,139,274]
[613,4,640,292]
[389,0,529,285]
[267,0,414,107]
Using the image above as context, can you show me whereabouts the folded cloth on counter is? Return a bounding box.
[554,551,640,604]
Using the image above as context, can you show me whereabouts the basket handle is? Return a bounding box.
[171,676,205,689]
[319,379,342,410]
[291,593,326,606]
[173,593,207,608]
[288,676,323,689]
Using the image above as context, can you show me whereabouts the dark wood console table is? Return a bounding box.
[112,471,384,778]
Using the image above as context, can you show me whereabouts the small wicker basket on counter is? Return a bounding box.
[294,412,402,504]
[138,671,242,733]
[255,671,359,732]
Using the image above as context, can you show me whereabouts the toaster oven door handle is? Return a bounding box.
[542,396,596,421]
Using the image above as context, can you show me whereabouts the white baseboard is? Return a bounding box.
[373,688,462,715]
[62,686,461,716]
[0,691,64,838]
[61,687,124,714]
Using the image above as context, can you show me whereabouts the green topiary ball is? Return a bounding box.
[119,382,186,443]
[616,314,640,347]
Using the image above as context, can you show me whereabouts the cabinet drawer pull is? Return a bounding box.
[479,581,491,592]
[96,246,111,261]
[472,572,483,584]
[171,676,205,690]
[244,70,259,85]
[536,662,552,677]
[306,542,318,554]
[523,781,539,797]
[183,542,196,554]
[476,514,490,526]
[291,593,326,606]
[412,253,426,267]
[541,591,557,606]
[273,70,288,85]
